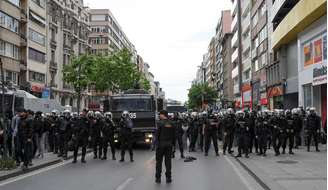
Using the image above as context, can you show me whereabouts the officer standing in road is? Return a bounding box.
[305,107,321,152]
[270,110,282,156]
[248,111,258,154]
[284,110,295,154]
[188,112,199,152]
[293,108,303,149]
[72,109,91,163]
[155,110,175,184]
[255,111,269,156]
[235,111,250,158]
[172,113,185,159]
[119,111,134,162]
[204,112,219,156]
[58,110,72,159]
[223,108,235,155]
[101,112,116,160]
[48,110,59,154]
[92,111,103,159]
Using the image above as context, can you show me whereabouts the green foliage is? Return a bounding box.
[187,83,218,110]
[0,158,16,170]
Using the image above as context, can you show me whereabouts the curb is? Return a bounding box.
[0,149,92,182]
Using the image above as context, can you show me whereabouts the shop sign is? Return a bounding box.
[260,98,268,105]
[304,34,327,67]
[313,65,327,86]
[42,88,50,98]
[31,85,43,93]
[267,86,283,98]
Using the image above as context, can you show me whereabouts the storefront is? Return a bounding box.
[267,85,284,110]
[298,16,327,125]
[242,83,252,111]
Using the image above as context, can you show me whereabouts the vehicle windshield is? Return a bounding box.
[111,98,152,111]
[167,106,186,113]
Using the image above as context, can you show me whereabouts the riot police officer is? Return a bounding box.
[284,110,295,154]
[172,113,185,159]
[188,112,199,152]
[255,111,270,156]
[305,107,321,152]
[248,111,258,154]
[72,109,91,163]
[292,108,303,149]
[101,112,116,160]
[270,110,283,156]
[119,111,134,162]
[223,108,235,155]
[58,110,72,159]
[204,112,219,156]
[48,110,59,153]
[235,111,250,158]
[92,111,103,159]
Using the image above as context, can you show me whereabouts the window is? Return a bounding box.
[258,26,267,43]
[91,15,106,21]
[5,71,17,84]
[31,0,45,8]
[252,13,258,27]
[29,28,45,46]
[0,11,19,33]
[29,48,45,63]
[29,12,46,27]
[303,84,312,108]
[29,71,45,83]
[0,40,19,59]
[259,2,266,16]
[7,0,20,6]
[254,59,259,71]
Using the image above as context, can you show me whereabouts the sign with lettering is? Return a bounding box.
[313,65,327,86]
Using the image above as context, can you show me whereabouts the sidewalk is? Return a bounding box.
[0,150,91,182]
[235,145,327,190]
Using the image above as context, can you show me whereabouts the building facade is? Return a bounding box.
[46,0,91,110]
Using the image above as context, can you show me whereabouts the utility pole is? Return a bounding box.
[0,58,8,158]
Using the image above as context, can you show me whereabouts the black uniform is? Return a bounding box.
[101,118,116,160]
[284,114,295,154]
[155,119,175,182]
[305,113,321,152]
[72,116,90,163]
[188,118,199,152]
[235,116,250,158]
[223,114,235,154]
[248,113,258,153]
[204,116,219,156]
[255,116,269,156]
[172,118,184,158]
[293,114,303,148]
[270,115,283,156]
[48,116,59,153]
[91,118,102,159]
[119,117,134,162]
[18,115,33,168]
[58,117,72,158]
[198,118,205,151]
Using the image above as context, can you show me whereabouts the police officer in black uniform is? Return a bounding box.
[284,110,295,154]
[72,109,90,163]
[248,111,258,154]
[235,111,250,158]
[155,110,175,184]
[48,110,59,153]
[188,112,199,152]
[305,107,321,152]
[270,110,282,156]
[119,111,134,162]
[172,113,185,159]
[223,108,235,155]
[204,112,219,156]
[101,112,116,160]
[91,111,103,159]
[255,111,270,156]
[292,108,303,149]
[58,110,72,159]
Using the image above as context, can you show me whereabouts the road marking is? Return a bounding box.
[0,153,92,187]
[115,178,134,190]
[224,156,254,190]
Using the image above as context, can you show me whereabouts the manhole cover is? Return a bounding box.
[276,160,298,164]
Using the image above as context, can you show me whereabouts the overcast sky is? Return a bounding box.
[85,0,232,102]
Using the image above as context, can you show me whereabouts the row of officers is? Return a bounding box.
[168,107,323,159]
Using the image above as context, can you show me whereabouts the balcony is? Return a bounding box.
[232,65,239,78]
[251,48,257,60]
[242,15,250,32]
[232,0,238,16]
[231,32,238,48]
[242,57,251,71]
[232,48,238,63]
[20,38,27,47]
[231,14,238,32]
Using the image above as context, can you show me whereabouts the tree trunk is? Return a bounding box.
[77,90,81,114]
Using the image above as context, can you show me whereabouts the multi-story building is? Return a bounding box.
[89,9,137,56]
[207,38,216,88]
[250,0,270,110]
[231,0,243,109]
[0,0,24,89]
[46,0,90,110]
[270,0,326,122]
[215,10,233,108]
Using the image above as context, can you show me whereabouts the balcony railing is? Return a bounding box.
[232,48,238,63]
[232,32,238,48]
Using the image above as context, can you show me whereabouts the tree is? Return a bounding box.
[62,54,95,113]
[187,83,218,110]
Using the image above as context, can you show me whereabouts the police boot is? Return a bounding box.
[112,155,116,160]
[316,147,320,152]
[235,154,242,158]
[282,149,286,154]
[289,150,294,155]
[216,152,220,157]
[181,153,185,159]
[130,155,134,162]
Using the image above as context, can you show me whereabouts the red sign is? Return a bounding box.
[267,86,283,98]
[235,101,241,108]
[260,98,268,105]
[31,85,43,93]
[242,84,251,92]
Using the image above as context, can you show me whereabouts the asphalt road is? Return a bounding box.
[0,149,259,190]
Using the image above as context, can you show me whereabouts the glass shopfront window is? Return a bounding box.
[303,84,312,108]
